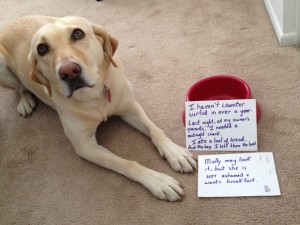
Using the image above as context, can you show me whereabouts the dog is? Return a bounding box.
[0,16,197,201]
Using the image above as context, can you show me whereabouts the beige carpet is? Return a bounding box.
[0,0,299,224]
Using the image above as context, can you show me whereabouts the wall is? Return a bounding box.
[264,0,299,46]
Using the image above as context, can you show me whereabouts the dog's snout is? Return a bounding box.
[59,62,82,82]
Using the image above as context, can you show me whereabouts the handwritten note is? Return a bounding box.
[198,153,281,197]
[185,99,257,151]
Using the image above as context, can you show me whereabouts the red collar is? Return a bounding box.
[104,85,111,103]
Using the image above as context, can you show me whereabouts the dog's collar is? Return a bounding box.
[103,85,111,103]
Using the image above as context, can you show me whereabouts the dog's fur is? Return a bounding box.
[0,16,197,201]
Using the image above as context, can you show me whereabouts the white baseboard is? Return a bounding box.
[297,0,300,46]
[280,32,297,46]
[264,0,297,46]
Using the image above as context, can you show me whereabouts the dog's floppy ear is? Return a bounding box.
[28,52,52,97]
[92,24,118,68]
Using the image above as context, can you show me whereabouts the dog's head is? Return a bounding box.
[28,16,118,100]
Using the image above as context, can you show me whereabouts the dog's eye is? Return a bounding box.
[72,28,85,40]
[37,43,49,56]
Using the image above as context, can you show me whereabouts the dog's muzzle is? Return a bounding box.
[59,62,94,97]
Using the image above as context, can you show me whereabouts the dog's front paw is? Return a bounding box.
[17,90,36,118]
[144,170,184,201]
[159,140,197,173]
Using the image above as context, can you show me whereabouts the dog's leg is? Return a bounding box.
[61,119,184,201]
[121,101,197,173]
[0,53,36,117]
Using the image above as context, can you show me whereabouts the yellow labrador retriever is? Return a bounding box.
[0,16,197,201]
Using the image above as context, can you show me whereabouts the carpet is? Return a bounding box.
[0,0,299,224]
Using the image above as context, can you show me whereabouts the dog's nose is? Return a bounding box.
[59,62,82,82]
